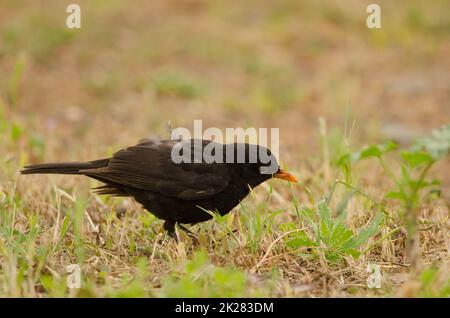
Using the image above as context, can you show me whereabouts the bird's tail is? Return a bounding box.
[20,158,110,175]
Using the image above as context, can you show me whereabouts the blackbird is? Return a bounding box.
[21,138,297,237]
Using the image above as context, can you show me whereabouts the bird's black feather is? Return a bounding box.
[21,139,279,227]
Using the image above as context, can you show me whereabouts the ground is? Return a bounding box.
[0,0,449,297]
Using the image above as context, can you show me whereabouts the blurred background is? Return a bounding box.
[0,0,449,177]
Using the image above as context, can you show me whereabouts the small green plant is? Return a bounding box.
[339,124,450,268]
[239,193,285,253]
[287,197,384,262]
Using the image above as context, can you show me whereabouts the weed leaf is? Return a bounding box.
[342,212,384,250]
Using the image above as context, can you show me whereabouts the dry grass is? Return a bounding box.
[0,0,449,297]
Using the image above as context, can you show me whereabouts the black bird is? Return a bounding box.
[21,138,297,237]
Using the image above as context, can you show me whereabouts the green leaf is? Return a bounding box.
[318,199,332,227]
[401,150,434,168]
[337,153,350,166]
[299,207,316,222]
[344,248,361,258]
[342,212,384,250]
[380,140,399,152]
[319,219,332,244]
[329,223,354,248]
[385,191,406,200]
[286,231,316,248]
[351,145,381,161]
[351,140,398,162]
[408,179,430,190]
[40,275,53,293]
[335,191,354,218]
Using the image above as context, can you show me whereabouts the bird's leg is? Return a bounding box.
[178,224,195,236]
[163,221,198,244]
[178,224,199,244]
[163,220,178,241]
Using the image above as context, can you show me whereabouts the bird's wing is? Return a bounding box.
[81,139,232,200]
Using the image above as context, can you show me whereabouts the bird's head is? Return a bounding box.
[237,143,298,187]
